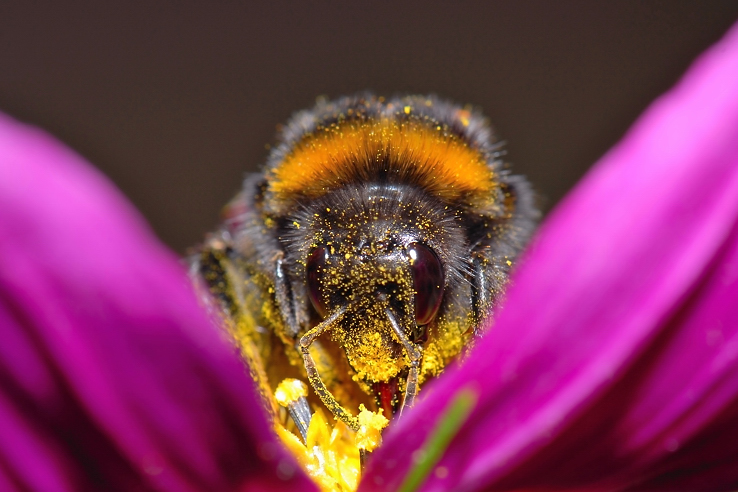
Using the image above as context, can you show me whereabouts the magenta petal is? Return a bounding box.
[0,114,315,492]
[363,21,738,492]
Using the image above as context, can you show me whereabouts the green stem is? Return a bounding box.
[397,387,478,492]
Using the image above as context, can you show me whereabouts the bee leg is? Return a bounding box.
[274,253,299,336]
[470,256,493,334]
[471,255,511,335]
[273,254,318,435]
[385,309,422,416]
[299,306,360,431]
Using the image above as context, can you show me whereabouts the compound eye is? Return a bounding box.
[307,246,330,317]
[407,243,444,325]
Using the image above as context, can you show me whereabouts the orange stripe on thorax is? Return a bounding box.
[267,119,496,204]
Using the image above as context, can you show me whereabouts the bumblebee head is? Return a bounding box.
[308,237,443,383]
[307,234,443,332]
[285,183,460,383]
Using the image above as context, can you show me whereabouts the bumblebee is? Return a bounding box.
[192,94,537,478]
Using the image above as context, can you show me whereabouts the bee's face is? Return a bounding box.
[303,196,444,320]
[304,220,445,382]
[306,239,418,321]
[307,238,416,382]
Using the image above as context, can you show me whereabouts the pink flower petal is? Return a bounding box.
[0,113,315,491]
[364,20,738,492]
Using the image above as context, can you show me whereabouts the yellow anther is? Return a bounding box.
[275,378,309,406]
[355,405,389,452]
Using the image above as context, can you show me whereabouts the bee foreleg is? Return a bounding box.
[385,308,422,416]
[274,253,299,337]
[470,256,491,332]
[298,306,360,431]
[470,254,511,336]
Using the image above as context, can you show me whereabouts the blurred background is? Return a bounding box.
[2,2,737,252]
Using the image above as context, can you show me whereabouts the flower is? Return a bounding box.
[2,19,738,492]
[365,20,738,492]
[0,112,315,491]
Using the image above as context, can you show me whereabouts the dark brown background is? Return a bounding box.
[2,2,737,252]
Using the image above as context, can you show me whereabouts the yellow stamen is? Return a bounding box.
[355,404,389,452]
[275,378,309,406]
